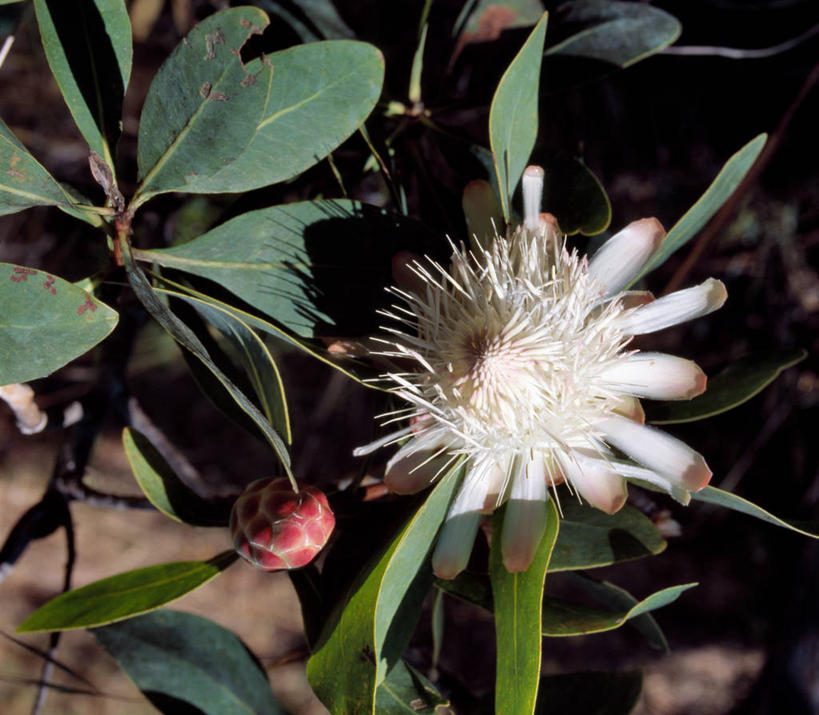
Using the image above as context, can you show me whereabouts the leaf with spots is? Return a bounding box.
[0,120,100,224]
[180,40,384,194]
[0,263,118,384]
[133,7,273,204]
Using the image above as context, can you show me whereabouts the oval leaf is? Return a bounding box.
[490,500,560,715]
[123,427,231,527]
[139,200,442,339]
[307,463,463,713]
[17,552,238,633]
[134,7,273,203]
[0,120,98,223]
[691,486,819,539]
[0,263,117,384]
[188,40,384,194]
[550,498,666,571]
[489,12,548,220]
[94,609,283,715]
[33,0,132,170]
[646,348,807,424]
[546,0,681,67]
[631,134,767,285]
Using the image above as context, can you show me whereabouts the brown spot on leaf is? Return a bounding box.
[200,81,213,98]
[43,275,56,295]
[78,295,97,316]
[450,6,518,68]
[10,267,36,283]
[240,18,251,28]
[204,30,225,60]
[208,91,228,101]
[6,153,24,179]
[240,73,257,88]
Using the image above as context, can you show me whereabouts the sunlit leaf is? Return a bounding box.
[123,247,293,480]
[33,0,132,171]
[691,487,819,539]
[0,120,99,224]
[630,134,767,285]
[187,299,291,443]
[94,610,283,715]
[307,464,462,713]
[17,553,237,632]
[146,40,384,197]
[546,0,680,67]
[490,500,560,715]
[489,12,548,220]
[550,498,666,571]
[138,200,441,339]
[647,348,807,424]
[134,7,273,203]
[0,263,117,384]
[123,428,230,527]
[542,580,695,645]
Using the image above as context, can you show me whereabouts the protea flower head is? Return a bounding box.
[230,477,335,570]
[356,166,726,579]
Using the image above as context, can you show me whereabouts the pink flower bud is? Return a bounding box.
[230,477,335,571]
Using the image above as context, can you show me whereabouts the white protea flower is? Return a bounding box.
[356,166,727,579]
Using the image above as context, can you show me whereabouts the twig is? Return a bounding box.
[663,23,819,60]
[663,59,819,295]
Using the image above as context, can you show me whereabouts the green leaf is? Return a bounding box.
[537,148,610,235]
[631,134,767,285]
[33,0,132,172]
[559,572,675,650]
[123,428,230,527]
[138,200,442,339]
[490,500,560,715]
[256,0,355,42]
[153,280,368,389]
[375,660,449,714]
[546,0,680,67]
[542,581,695,641]
[307,464,463,714]
[136,37,383,202]
[550,498,666,571]
[0,120,99,223]
[535,670,642,714]
[489,12,548,220]
[0,263,117,384]
[123,247,293,481]
[17,553,237,632]
[646,348,807,424]
[187,298,291,444]
[134,7,273,204]
[94,609,283,715]
[691,486,819,539]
